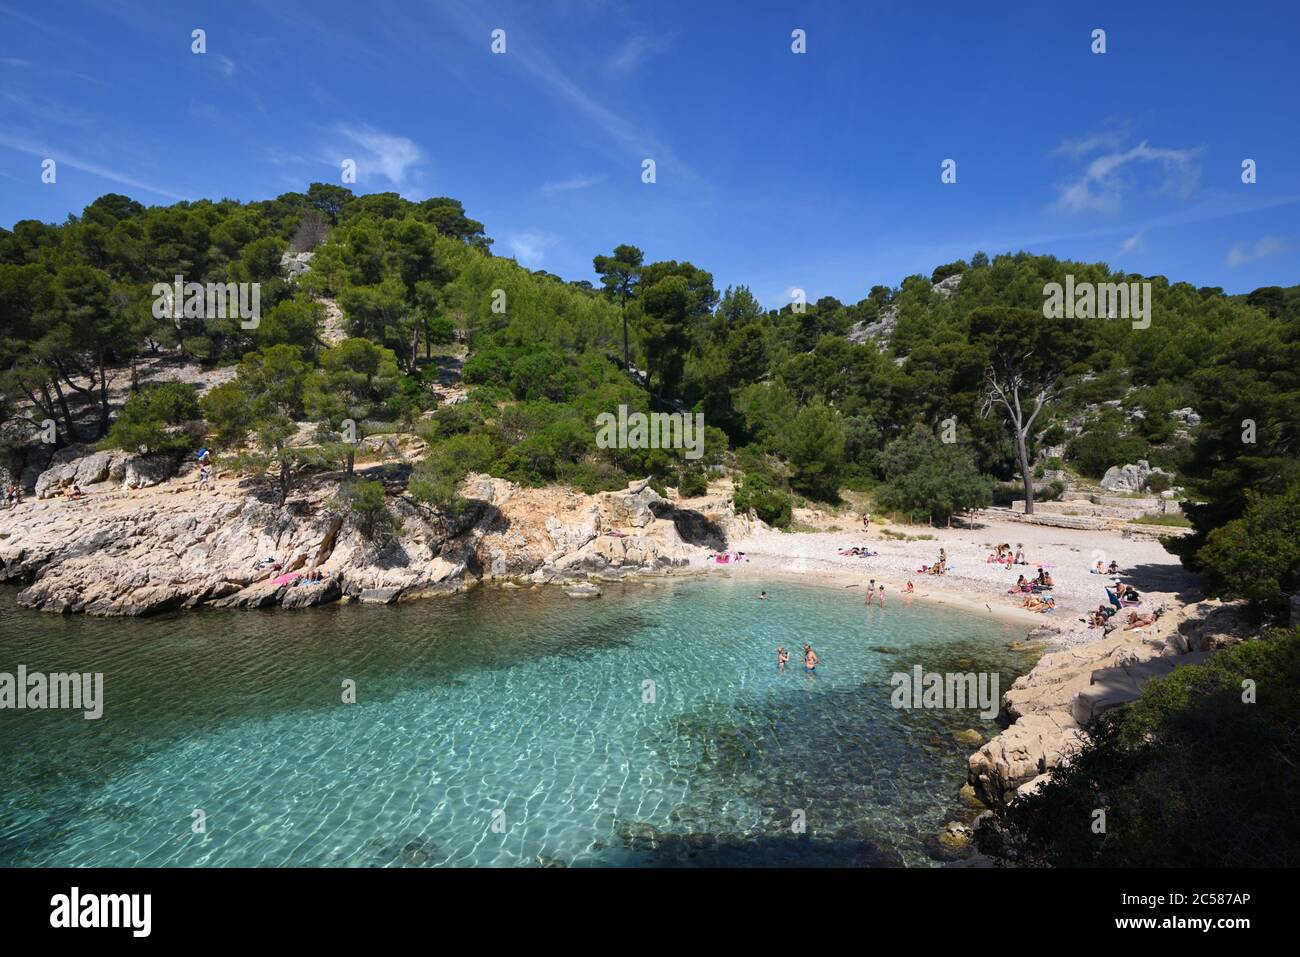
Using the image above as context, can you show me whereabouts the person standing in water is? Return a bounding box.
[866,578,876,605]
[777,647,789,670]
[878,585,886,607]
[803,644,818,673]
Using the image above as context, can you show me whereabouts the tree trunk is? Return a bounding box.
[97,350,110,437]
[278,453,290,506]
[1017,431,1035,515]
[346,448,355,477]
[622,308,630,371]
[50,378,79,444]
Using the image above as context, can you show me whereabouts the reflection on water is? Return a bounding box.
[0,577,1032,866]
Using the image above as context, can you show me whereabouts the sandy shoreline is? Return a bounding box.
[693,512,1199,647]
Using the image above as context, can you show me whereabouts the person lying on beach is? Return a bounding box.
[1123,609,1162,630]
[1020,595,1055,612]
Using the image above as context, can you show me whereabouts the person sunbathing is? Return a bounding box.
[1107,560,1120,575]
[1124,609,1161,630]
[1009,575,1028,593]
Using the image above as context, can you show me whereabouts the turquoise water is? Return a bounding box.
[0,577,1033,867]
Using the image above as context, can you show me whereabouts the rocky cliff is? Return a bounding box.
[0,455,746,616]
[967,599,1257,806]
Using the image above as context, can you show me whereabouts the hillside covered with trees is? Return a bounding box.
[1,185,1296,618]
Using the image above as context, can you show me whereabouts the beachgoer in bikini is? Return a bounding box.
[877,585,886,607]
[803,644,818,673]
[777,647,789,669]
[866,579,876,604]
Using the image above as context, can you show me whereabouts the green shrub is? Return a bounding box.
[1066,425,1148,478]
[1196,485,1300,617]
[677,469,709,497]
[733,473,792,528]
[1146,471,1174,493]
[102,382,202,455]
[333,479,401,542]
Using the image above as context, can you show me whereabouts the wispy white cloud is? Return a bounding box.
[541,174,604,195]
[1050,133,1123,161]
[1121,230,1144,253]
[506,231,558,267]
[1054,139,1203,214]
[219,55,237,77]
[1226,236,1287,267]
[432,1,702,187]
[331,125,425,191]
[0,133,189,201]
[0,56,31,67]
[606,33,670,74]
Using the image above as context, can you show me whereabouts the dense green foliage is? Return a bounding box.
[1,187,1295,567]
[100,381,201,455]
[1196,486,1300,618]
[976,628,1300,867]
[872,424,994,523]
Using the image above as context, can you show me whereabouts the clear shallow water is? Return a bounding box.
[0,577,1033,867]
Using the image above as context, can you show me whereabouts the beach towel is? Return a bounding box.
[271,571,301,587]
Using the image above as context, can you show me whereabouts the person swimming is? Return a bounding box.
[759,591,768,600]
[777,647,789,669]
[803,644,818,673]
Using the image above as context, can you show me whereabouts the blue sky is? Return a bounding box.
[2,0,1297,305]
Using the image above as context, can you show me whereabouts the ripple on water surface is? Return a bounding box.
[0,578,1034,866]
